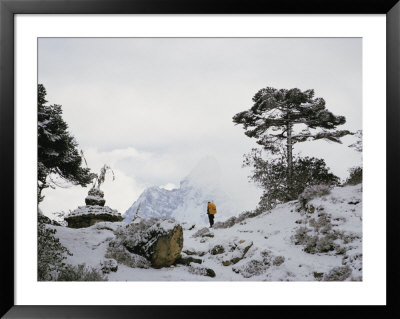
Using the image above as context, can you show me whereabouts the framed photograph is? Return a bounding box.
[1,0,399,317]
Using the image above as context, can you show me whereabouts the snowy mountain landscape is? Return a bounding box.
[124,157,245,225]
[36,40,364,286]
[47,183,362,281]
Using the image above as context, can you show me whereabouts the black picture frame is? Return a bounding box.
[1,0,399,318]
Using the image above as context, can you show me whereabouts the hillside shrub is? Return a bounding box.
[323,265,352,281]
[38,220,72,281]
[303,235,319,254]
[298,185,331,209]
[213,216,237,229]
[315,236,336,253]
[344,166,362,185]
[293,227,312,245]
[214,208,266,230]
[38,217,105,281]
[57,264,108,281]
[293,226,338,254]
[232,249,273,278]
[309,213,331,233]
[233,259,268,278]
[272,256,285,266]
[236,209,265,223]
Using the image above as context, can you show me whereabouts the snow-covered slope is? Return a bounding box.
[123,157,241,225]
[51,184,362,281]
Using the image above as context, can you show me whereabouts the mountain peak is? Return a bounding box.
[124,156,237,225]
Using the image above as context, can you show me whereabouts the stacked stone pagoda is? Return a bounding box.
[85,188,106,206]
[65,165,123,228]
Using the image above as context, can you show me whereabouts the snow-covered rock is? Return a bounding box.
[221,239,253,266]
[100,258,118,273]
[188,263,216,278]
[192,227,214,238]
[124,157,241,225]
[115,218,184,268]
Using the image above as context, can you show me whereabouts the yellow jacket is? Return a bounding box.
[207,202,217,214]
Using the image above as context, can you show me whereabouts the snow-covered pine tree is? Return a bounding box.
[37,84,95,202]
[233,87,352,199]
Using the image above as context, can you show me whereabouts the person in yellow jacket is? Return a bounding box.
[207,201,217,228]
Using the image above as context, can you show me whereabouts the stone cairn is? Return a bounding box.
[65,164,123,228]
[85,188,106,206]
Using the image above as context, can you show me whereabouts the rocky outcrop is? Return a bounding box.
[182,249,206,257]
[210,245,225,255]
[119,218,184,268]
[232,249,273,278]
[221,240,253,266]
[175,256,202,266]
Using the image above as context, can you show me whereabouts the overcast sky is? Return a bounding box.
[38,38,362,216]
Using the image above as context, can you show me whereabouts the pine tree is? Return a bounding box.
[233,87,352,197]
[37,84,95,202]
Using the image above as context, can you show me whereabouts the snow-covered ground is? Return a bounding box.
[50,184,362,281]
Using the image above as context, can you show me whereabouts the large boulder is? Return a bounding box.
[65,205,123,228]
[120,218,183,268]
